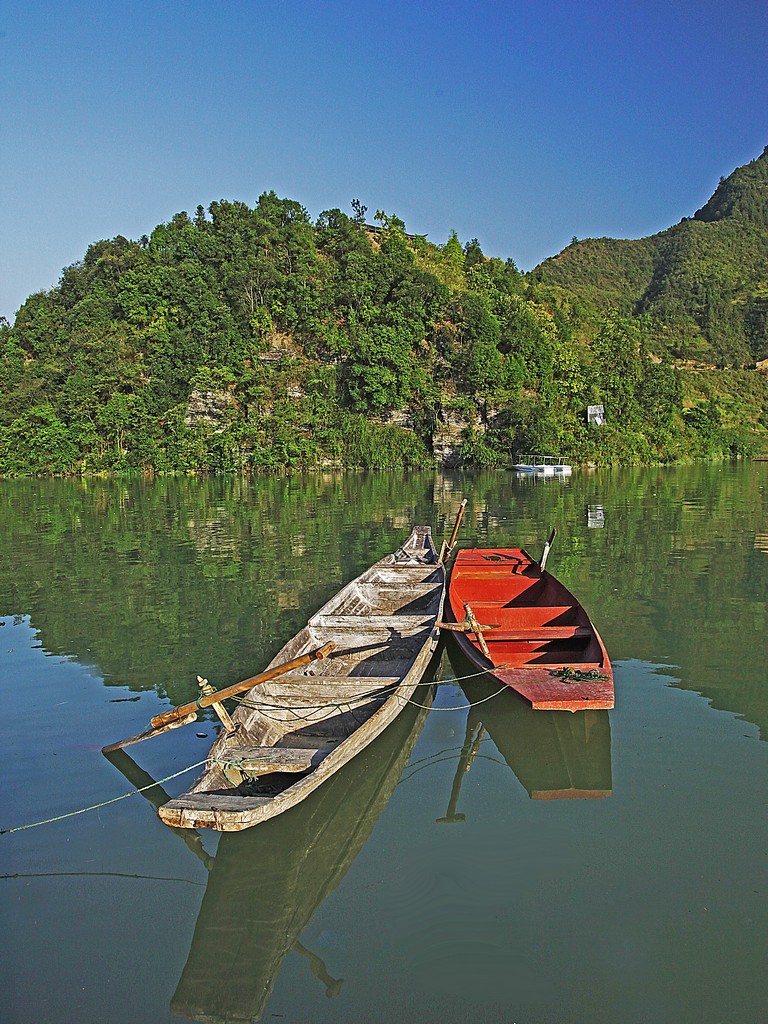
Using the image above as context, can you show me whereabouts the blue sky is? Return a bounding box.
[1,0,766,322]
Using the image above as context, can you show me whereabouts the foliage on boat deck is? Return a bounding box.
[550,667,609,684]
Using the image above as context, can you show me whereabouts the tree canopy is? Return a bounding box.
[2,160,768,476]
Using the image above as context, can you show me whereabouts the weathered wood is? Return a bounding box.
[211,745,329,775]
[310,614,433,629]
[150,642,336,731]
[101,712,198,754]
[436,619,498,633]
[169,696,432,1024]
[268,675,400,687]
[447,498,468,552]
[539,527,556,571]
[156,526,446,831]
[165,793,272,812]
[371,566,439,578]
[102,643,336,753]
[464,604,490,658]
[253,677,399,704]
[197,676,236,734]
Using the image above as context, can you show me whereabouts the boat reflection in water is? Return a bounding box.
[109,685,433,1023]
[440,649,612,818]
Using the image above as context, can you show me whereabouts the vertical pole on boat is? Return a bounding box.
[197,676,237,734]
[540,527,556,571]
[442,498,467,561]
[464,604,491,659]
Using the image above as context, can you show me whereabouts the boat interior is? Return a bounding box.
[452,556,601,668]
[186,558,444,803]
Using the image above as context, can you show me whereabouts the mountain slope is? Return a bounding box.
[536,146,768,366]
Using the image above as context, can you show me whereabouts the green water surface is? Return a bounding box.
[1,465,767,1024]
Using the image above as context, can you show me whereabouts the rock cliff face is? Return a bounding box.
[184,389,236,430]
[431,410,480,467]
[182,384,480,467]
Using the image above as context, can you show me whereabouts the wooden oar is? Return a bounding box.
[102,642,336,753]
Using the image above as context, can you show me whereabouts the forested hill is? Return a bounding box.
[535,146,768,368]
[1,173,767,476]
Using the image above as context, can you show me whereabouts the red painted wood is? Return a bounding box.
[448,548,614,712]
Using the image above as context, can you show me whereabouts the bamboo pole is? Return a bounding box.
[447,499,468,552]
[102,642,336,753]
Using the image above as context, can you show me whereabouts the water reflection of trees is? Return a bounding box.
[0,464,765,734]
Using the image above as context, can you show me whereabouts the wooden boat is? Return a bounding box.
[446,546,613,712]
[159,526,445,831]
[107,690,434,1021]
[105,693,432,1022]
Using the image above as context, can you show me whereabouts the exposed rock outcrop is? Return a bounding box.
[184,389,236,431]
[432,409,483,467]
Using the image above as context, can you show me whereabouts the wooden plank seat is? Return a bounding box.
[165,793,271,811]
[463,603,576,622]
[309,614,433,629]
[371,568,439,582]
[453,567,530,577]
[479,626,592,641]
[263,674,400,690]
[209,745,331,775]
[254,676,400,707]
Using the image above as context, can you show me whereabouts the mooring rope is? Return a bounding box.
[230,661,513,719]
[399,751,510,785]
[2,662,514,835]
[0,760,210,836]
[396,682,509,711]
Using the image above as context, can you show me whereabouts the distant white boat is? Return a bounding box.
[512,455,572,477]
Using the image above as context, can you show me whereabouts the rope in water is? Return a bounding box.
[2,662,513,835]
[0,760,210,836]
[397,682,509,711]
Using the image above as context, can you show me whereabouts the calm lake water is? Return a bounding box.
[2,465,767,1024]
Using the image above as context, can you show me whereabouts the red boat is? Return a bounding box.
[447,546,613,712]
